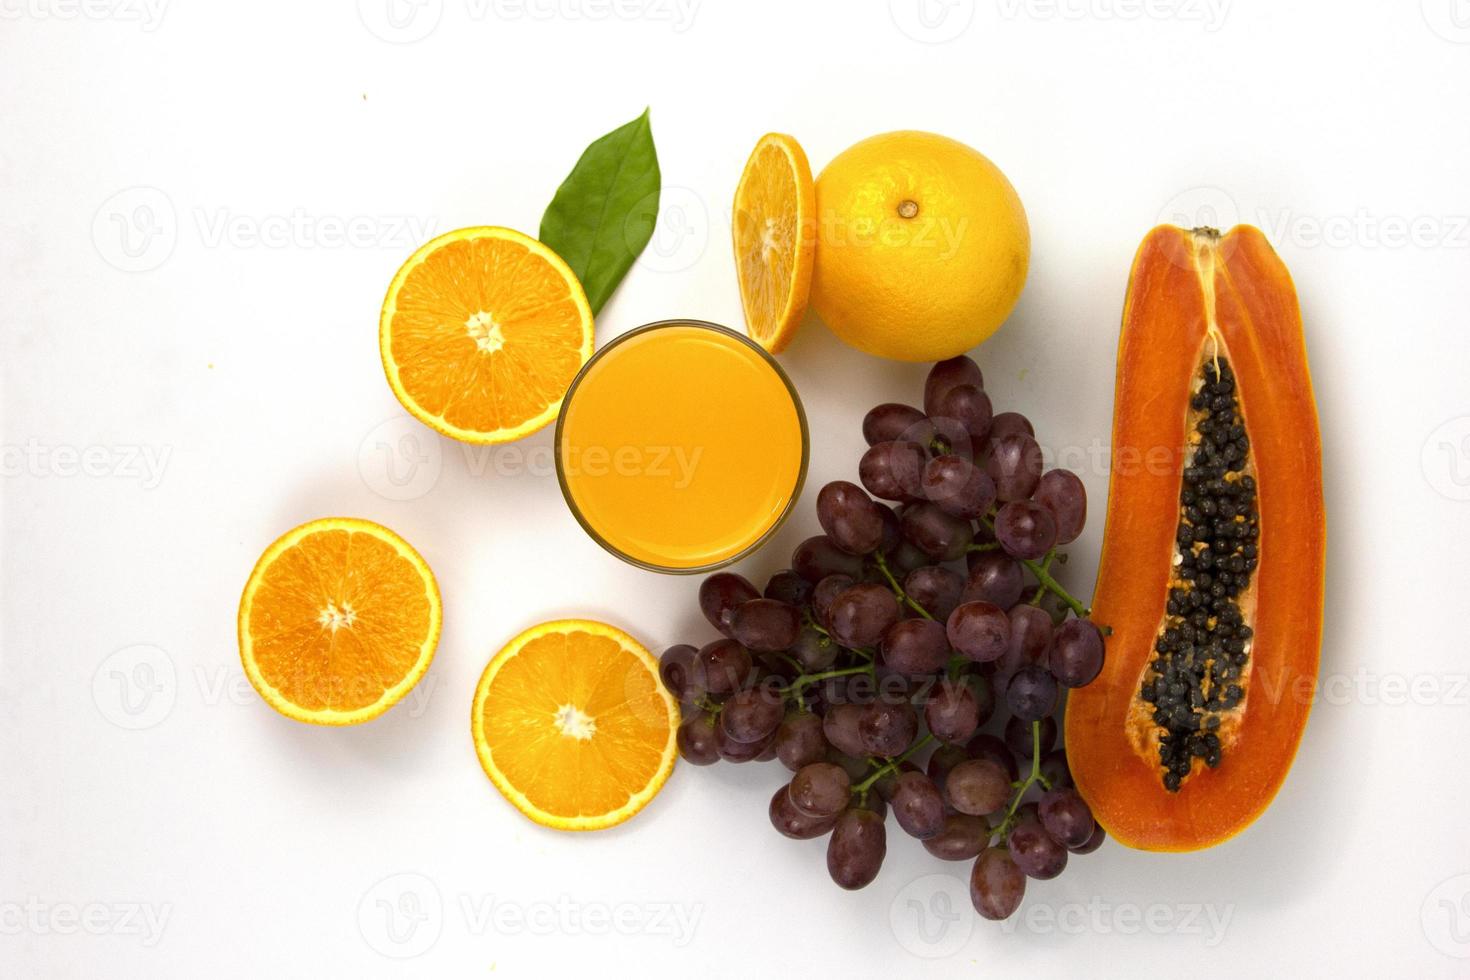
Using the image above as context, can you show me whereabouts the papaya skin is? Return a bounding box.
[1064,225,1325,853]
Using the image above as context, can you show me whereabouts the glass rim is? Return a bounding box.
[553,318,810,576]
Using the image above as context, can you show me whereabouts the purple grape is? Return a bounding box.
[1005,714,1058,758]
[858,700,917,757]
[730,598,801,652]
[924,356,984,416]
[1006,665,1059,722]
[829,583,900,648]
[764,568,813,607]
[971,846,1026,920]
[922,453,997,519]
[1039,786,1096,849]
[1069,823,1107,854]
[987,411,1034,443]
[890,771,947,840]
[946,600,1010,663]
[872,760,921,803]
[1050,618,1105,687]
[963,552,1025,608]
[1007,814,1068,880]
[971,672,996,727]
[769,785,838,839]
[822,704,868,758]
[714,722,774,762]
[994,499,1057,560]
[902,565,964,621]
[858,441,927,501]
[1040,749,1072,790]
[698,572,758,637]
[935,383,994,443]
[789,624,838,672]
[1003,605,1054,670]
[923,813,991,861]
[827,809,887,890]
[790,762,851,818]
[900,502,974,562]
[792,535,865,583]
[863,403,926,446]
[966,732,1020,782]
[774,711,828,771]
[826,747,871,782]
[1034,469,1087,544]
[817,480,886,555]
[944,758,1011,816]
[811,574,855,629]
[926,743,969,794]
[924,678,981,744]
[720,684,785,743]
[659,644,698,703]
[878,618,950,675]
[986,433,1043,502]
[691,639,752,696]
[676,714,719,765]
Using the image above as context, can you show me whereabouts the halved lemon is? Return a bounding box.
[471,619,679,831]
[732,133,815,354]
[380,226,594,444]
[238,517,441,725]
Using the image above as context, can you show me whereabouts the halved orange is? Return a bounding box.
[380,226,594,444]
[238,517,442,725]
[471,619,678,831]
[732,133,815,354]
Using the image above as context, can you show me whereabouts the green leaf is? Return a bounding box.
[539,108,661,316]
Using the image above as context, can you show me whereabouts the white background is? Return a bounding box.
[3,0,1469,976]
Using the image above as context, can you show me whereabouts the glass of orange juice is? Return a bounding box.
[555,319,808,573]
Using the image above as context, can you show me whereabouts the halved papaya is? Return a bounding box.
[1065,225,1324,852]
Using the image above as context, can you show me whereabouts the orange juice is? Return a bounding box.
[556,321,807,571]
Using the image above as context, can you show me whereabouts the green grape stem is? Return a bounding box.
[995,719,1051,842]
[852,732,936,796]
[782,664,872,701]
[873,552,935,621]
[978,518,1091,618]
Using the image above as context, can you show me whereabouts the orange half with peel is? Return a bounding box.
[732,133,815,354]
[238,517,442,725]
[471,619,679,831]
[380,226,594,444]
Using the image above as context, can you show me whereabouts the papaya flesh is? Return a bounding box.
[1065,225,1324,852]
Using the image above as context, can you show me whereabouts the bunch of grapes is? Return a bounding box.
[658,355,1108,921]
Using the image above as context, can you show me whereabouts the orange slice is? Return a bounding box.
[471,619,678,831]
[380,226,594,444]
[238,517,442,725]
[732,133,815,354]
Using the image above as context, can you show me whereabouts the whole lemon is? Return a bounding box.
[810,131,1029,362]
